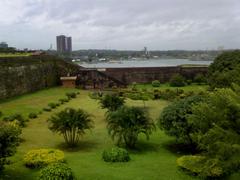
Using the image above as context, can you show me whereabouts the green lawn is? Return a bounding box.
[0,53,32,57]
[0,87,239,180]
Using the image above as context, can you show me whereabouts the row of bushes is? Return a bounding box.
[147,73,207,88]
[89,88,206,102]
[42,92,79,112]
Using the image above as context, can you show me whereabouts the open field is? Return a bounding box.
[0,86,239,180]
[0,53,32,57]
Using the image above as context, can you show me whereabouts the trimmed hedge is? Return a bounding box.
[102,147,130,162]
[24,149,65,168]
[38,163,74,180]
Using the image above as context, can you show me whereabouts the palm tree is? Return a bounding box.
[106,106,155,148]
[48,108,94,147]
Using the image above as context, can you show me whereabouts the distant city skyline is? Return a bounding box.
[0,0,239,50]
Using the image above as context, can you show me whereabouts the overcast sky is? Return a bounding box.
[0,0,240,50]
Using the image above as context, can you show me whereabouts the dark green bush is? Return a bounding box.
[66,92,77,99]
[48,103,57,109]
[55,103,60,107]
[102,147,130,162]
[43,107,52,112]
[0,121,21,171]
[59,98,69,104]
[152,80,160,87]
[100,94,125,111]
[3,113,28,127]
[38,163,74,180]
[170,74,186,87]
[28,112,38,119]
[194,73,206,84]
[158,95,203,145]
[0,111,2,117]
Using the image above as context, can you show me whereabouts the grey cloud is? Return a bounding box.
[0,0,239,50]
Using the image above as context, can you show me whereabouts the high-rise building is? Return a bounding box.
[56,35,72,53]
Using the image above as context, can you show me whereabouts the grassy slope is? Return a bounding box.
[0,87,239,180]
[0,53,32,57]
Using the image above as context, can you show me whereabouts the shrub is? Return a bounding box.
[102,147,130,162]
[48,108,94,147]
[0,121,21,171]
[152,80,160,87]
[38,163,74,180]
[158,95,203,146]
[177,155,223,178]
[24,149,65,168]
[28,112,38,119]
[3,113,28,127]
[55,103,60,107]
[59,98,69,104]
[194,73,206,84]
[131,82,138,91]
[100,94,125,111]
[66,92,77,99]
[170,74,186,87]
[106,106,156,148]
[89,92,102,100]
[0,111,2,117]
[48,103,57,109]
[43,107,52,112]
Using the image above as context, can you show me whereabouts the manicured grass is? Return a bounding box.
[0,53,32,57]
[0,87,79,118]
[0,87,239,180]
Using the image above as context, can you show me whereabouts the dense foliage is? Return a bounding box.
[0,122,21,171]
[100,94,125,111]
[208,50,240,88]
[102,147,130,162]
[24,149,65,168]
[186,88,240,177]
[38,163,74,180]
[106,106,155,148]
[158,95,204,146]
[169,74,186,87]
[48,108,94,147]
